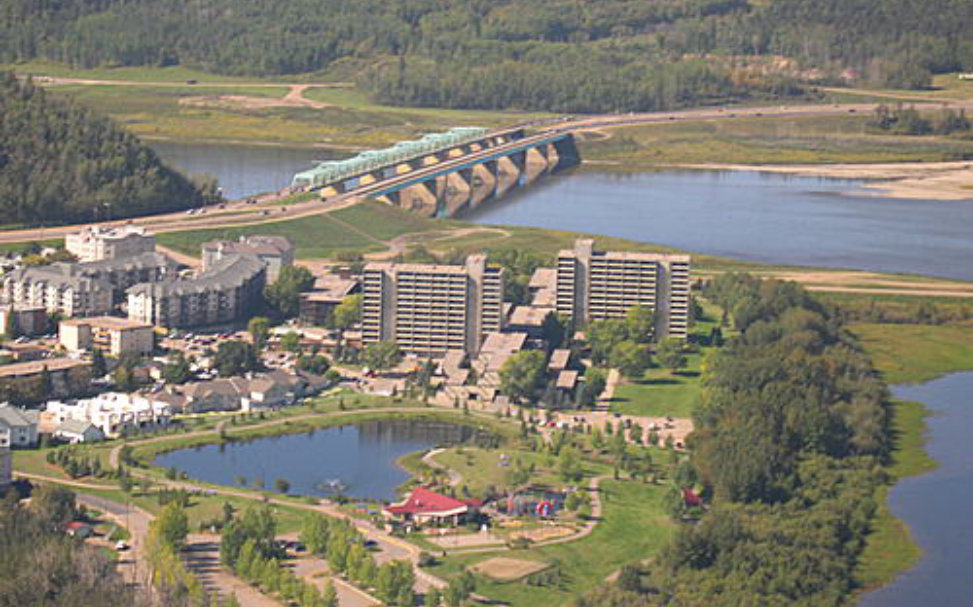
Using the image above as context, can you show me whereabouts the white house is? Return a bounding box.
[54,419,105,444]
[0,404,39,448]
[44,392,171,438]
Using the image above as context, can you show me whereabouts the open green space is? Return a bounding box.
[10,63,549,149]
[579,114,973,166]
[157,213,381,257]
[429,479,675,606]
[851,323,973,384]
[611,360,702,419]
[424,447,610,498]
[156,200,448,257]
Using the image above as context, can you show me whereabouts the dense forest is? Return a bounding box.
[0,485,142,607]
[575,274,892,606]
[0,72,202,225]
[1,0,970,112]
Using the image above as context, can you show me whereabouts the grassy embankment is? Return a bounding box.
[851,323,973,591]
[578,112,973,167]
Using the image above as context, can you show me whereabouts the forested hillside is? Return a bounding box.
[1,0,969,112]
[575,274,892,606]
[0,72,202,225]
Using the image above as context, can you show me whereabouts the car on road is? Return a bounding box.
[115,541,128,551]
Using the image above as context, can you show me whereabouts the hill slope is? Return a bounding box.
[0,72,202,225]
[0,0,970,112]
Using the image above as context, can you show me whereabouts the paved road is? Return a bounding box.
[184,534,281,607]
[74,492,154,591]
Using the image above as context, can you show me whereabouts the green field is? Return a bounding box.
[579,114,973,166]
[426,447,610,498]
[851,323,973,384]
[429,480,675,606]
[611,359,702,419]
[155,199,450,257]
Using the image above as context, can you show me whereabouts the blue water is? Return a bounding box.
[151,141,326,200]
[465,169,973,281]
[154,420,474,501]
[858,372,973,606]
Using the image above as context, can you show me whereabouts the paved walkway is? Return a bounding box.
[185,534,281,607]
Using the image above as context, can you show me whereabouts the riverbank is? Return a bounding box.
[850,324,973,593]
[674,161,973,201]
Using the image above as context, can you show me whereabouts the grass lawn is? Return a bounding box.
[850,323,973,384]
[156,212,383,257]
[156,199,446,258]
[579,114,973,166]
[429,479,676,606]
[611,361,702,419]
[426,447,610,498]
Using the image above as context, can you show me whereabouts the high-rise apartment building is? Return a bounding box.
[362,255,504,356]
[556,239,690,340]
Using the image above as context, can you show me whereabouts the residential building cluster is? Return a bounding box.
[2,228,293,331]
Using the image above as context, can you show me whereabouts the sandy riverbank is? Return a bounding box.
[675,161,973,201]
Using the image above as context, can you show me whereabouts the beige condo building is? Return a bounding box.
[362,255,504,356]
[65,226,155,262]
[556,239,691,340]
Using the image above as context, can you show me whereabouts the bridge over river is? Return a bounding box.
[292,126,580,218]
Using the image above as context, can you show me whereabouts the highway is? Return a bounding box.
[1,97,971,247]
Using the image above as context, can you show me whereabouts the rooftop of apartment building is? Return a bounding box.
[128,254,265,298]
[508,305,553,327]
[364,253,494,276]
[301,275,359,303]
[61,316,153,330]
[0,357,89,378]
[558,238,691,263]
[3,263,112,291]
[203,235,294,258]
[80,251,176,273]
[69,225,149,240]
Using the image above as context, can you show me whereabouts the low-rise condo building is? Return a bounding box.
[59,316,155,357]
[2,264,113,317]
[127,254,267,329]
[202,235,294,281]
[65,226,155,262]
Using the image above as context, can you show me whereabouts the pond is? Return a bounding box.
[858,372,973,606]
[153,419,479,502]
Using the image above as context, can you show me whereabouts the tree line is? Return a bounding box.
[1,0,969,113]
[0,72,203,226]
[574,273,894,606]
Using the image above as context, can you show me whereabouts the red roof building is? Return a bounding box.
[383,487,479,527]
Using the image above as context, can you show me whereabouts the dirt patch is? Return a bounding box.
[511,525,576,543]
[471,557,549,582]
[180,85,329,111]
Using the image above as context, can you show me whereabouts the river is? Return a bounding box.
[464,169,973,281]
[151,141,326,200]
[149,141,973,281]
[859,372,973,606]
[153,420,476,502]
